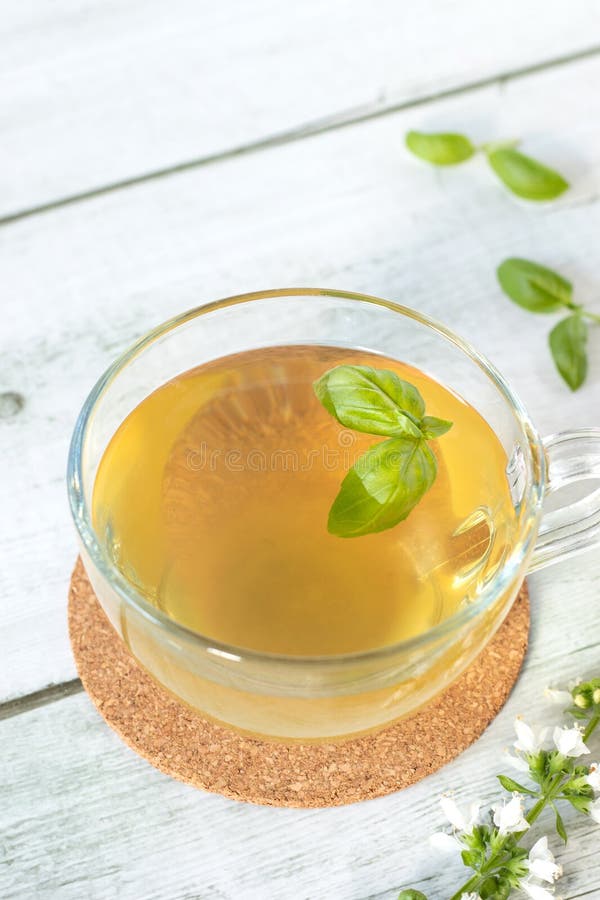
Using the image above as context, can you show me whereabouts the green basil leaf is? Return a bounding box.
[461,848,483,868]
[465,825,487,851]
[549,314,588,390]
[478,875,507,899]
[420,415,453,439]
[327,437,436,537]
[568,705,590,720]
[497,257,573,313]
[398,892,428,900]
[406,130,475,165]
[565,794,592,813]
[554,807,568,844]
[497,774,535,795]
[562,775,593,794]
[486,147,569,200]
[313,365,425,438]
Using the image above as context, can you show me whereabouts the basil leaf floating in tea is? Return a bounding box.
[485,147,569,201]
[549,314,588,391]
[497,257,574,313]
[406,129,569,202]
[405,130,475,165]
[497,256,600,390]
[420,415,453,439]
[313,365,425,438]
[314,365,453,538]
[328,437,437,538]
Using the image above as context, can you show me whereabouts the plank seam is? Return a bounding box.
[0,678,83,721]
[1,42,599,228]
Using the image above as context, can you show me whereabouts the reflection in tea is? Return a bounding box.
[93,346,517,657]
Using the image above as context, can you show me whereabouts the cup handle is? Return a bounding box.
[527,428,600,573]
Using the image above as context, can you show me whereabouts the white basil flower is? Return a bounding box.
[544,687,572,706]
[585,762,600,793]
[514,718,546,754]
[492,793,529,835]
[553,724,590,758]
[429,832,460,853]
[504,748,531,773]
[527,835,562,883]
[439,794,481,832]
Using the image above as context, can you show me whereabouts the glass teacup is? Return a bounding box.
[68,289,600,740]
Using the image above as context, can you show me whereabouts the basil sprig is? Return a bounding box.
[314,366,452,538]
[406,130,568,201]
[497,257,599,390]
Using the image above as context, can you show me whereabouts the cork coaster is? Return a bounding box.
[69,558,529,808]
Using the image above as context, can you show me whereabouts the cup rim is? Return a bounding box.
[67,287,546,667]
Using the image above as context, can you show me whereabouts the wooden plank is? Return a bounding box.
[2,54,600,702]
[2,551,600,898]
[2,0,600,217]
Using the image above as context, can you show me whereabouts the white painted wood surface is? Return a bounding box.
[3,0,600,218]
[2,4,600,897]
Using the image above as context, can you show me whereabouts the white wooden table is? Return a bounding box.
[2,3,600,897]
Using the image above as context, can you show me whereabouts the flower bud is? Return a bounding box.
[593,688,600,705]
[574,692,591,709]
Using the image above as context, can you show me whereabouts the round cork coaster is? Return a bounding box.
[68,558,529,808]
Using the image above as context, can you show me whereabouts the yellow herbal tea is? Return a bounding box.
[93,345,516,656]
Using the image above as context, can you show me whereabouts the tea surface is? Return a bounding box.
[93,346,516,655]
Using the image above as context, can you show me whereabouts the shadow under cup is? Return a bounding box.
[68,289,600,740]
